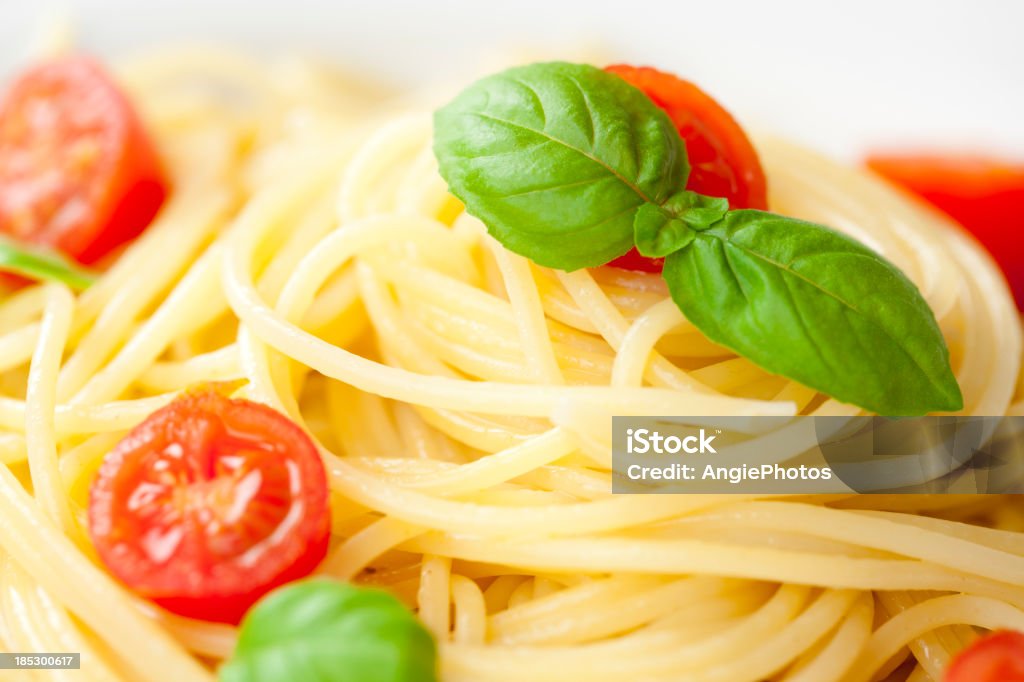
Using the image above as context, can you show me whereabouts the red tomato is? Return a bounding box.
[945,631,1024,682]
[0,56,167,266]
[604,65,768,272]
[88,387,330,624]
[866,154,1024,310]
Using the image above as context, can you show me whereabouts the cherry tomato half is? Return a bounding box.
[944,630,1024,682]
[88,387,330,624]
[604,65,768,272]
[0,56,168,265]
[866,154,1024,310]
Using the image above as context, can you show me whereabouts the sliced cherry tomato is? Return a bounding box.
[0,56,167,266]
[604,65,768,272]
[866,154,1024,310]
[88,386,330,624]
[945,630,1024,682]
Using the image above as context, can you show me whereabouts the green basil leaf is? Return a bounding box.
[0,236,97,291]
[634,204,695,257]
[433,61,687,270]
[634,191,729,257]
[662,210,963,415]
[663,190,730,232]
[219,580,437,682]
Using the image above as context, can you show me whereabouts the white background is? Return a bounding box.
[2,0,1022,161]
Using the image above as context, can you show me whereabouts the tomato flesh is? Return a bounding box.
[88,387,330,624]
[604,65,768,272]
[945,631,1024,682]
[867,154,1024,310]
[0,56,167,266]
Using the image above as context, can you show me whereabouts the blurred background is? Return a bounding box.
[2,0,1022,161]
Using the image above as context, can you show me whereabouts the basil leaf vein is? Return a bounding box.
[662,210,963,415]
[219,580,437,682]
[434,61,687,270]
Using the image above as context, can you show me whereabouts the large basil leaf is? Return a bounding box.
[219,580,437,682]
[434,61,687,270]
[663,210,963,415]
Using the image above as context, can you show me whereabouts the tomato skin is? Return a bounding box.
[603,65,768,272]
[866,154,1024,310]
[0,56,167,266]
[945,631,1024,682]
[88,388,330,624]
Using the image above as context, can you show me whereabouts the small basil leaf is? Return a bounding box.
[434,61,687,270]
[663,190,730,232]
[633,204,695,257]
[662,210,963,415]
[219,580,437,682]
[0,236,97,290]
[634,191,730,257]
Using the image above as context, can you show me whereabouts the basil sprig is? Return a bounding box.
[219,580,437,682]
[0,236,97,290]
[433,62,963,415]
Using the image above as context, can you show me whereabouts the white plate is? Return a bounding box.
[2,0,1023,160]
